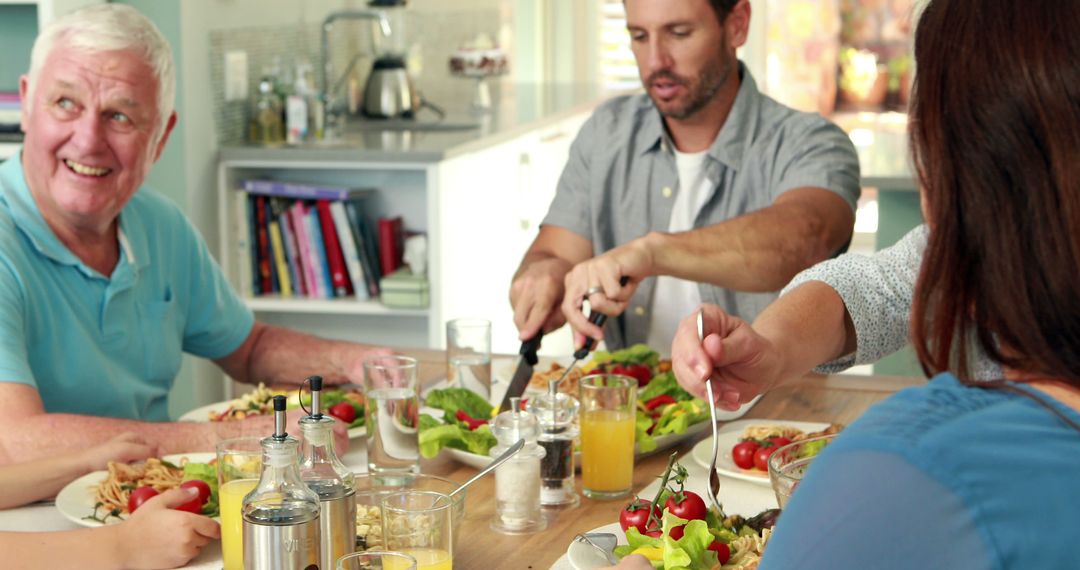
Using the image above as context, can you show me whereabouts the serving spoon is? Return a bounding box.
[449,438,524,498]
[698,309,727,519]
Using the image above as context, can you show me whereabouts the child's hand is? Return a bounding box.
[79,432,158,472]
[116,487,221,569]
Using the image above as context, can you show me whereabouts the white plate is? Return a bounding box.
[566,522,624,570]
[55,452,217,527]
[690,419,830,485]
[179,400,366,440]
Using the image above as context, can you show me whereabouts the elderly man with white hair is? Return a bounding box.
[0,4,392,464]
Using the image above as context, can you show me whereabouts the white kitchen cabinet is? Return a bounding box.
[216,157,441,350]
[215,96,597,362]
[436,111,587,356]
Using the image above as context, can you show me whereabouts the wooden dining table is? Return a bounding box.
[401,348,925,569]
[0,347,923,569]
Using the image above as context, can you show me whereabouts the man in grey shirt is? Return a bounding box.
[510,0,861,352]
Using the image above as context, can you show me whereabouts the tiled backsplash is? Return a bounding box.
[209,7,503,144]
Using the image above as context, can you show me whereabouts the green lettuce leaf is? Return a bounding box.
[417,412,497,458]
[636,411,657,453]
[425,388,493,420]
[590,344,660,367]
[638,372,693,403]
[661,511,719,570]
[182,462,220,517]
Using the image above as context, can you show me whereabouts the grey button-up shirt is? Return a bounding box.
[542,64,861,349]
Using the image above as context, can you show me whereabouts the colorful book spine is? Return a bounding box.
[377,216,404,277]
[268,219,293,297]
[288,201,320,299]
[329,201,369,300]
[315,199,351,297]
[305,206,334,298]
[277,209,304,297]
[263,198,280,293]
[242,179,368,201]
[344,199,381,297]
[254,195,273,294]
[233,191,253,298]
[247,195,260,296]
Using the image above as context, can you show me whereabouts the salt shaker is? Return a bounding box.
[527,389,581,508]
[490,396,547,534]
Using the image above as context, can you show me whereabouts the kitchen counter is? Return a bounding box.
[221,86,918,192]
[220,81,617,165]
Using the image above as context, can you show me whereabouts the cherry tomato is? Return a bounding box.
[611,364,652,387]
[176,480,212,513]
[644,529,663,538]
[754,444,778,471]
[769,436,793,449]
[180,479,212,504]
[127,485,159,513]
[669,524,685,541]
[328,401,357,423]
[732,440,760,470]
[664,491,707,521]
[618,499,660,534]
[708,540,731,564]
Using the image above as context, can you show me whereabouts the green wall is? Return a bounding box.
[0,5,37,92]
[874,190,925,378]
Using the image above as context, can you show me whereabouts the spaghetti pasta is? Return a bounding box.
[93,458,186,514]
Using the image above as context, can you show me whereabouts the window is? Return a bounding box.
[598,0,639,91]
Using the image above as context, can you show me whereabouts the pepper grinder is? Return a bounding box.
[489,396,547,534]
[242,396,321,570]
[299,376,357,570]
[527,384,580,508]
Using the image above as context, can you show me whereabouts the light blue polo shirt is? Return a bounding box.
[0,152,254,421]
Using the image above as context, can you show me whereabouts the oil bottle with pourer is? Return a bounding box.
[299,376,357,570]
[242,395,321,569]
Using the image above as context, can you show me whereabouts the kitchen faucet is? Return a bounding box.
[320,10,392,138]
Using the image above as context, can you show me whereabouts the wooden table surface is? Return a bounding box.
[401,348,923,569]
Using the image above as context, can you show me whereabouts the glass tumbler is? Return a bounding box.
[215,436,264,570]
[381,490,454,570]
[363,355,421,477]
[579,373,637,500]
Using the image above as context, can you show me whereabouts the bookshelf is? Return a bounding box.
[217,156,439,349]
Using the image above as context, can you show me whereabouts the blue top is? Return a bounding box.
[0,152,254,421]
[541,63,862,349]
[760,373,1080,570]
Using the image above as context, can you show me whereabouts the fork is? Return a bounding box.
[574,532,618,565]
[698,309,727,519]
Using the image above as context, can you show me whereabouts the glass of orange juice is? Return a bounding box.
[337,551,418,570]
[216,436,263,570]
[381,491,454,570]
[580,373,637,500]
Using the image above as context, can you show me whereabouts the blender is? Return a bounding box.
[361,0,419,119]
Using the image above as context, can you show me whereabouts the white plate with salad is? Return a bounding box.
[558,453,780,570]
[55,452,218,528]
[691,419,833,486]
[179,384,367,439]
[420,344,759,469]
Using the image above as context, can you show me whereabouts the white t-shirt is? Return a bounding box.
[646,149,714,355]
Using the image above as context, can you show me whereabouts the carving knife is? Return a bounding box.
[496,331,543,414]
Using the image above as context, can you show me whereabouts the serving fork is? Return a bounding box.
[698,309,727,519]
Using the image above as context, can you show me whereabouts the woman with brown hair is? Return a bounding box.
[668,0,1080,567]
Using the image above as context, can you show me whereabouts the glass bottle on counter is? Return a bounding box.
[249,74,285,145]
[299,376,356,570]
[242,396,321,570]
[490,396,547,534]
[527,386,580,508]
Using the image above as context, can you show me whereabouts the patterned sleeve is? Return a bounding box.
[781,224,927,373]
